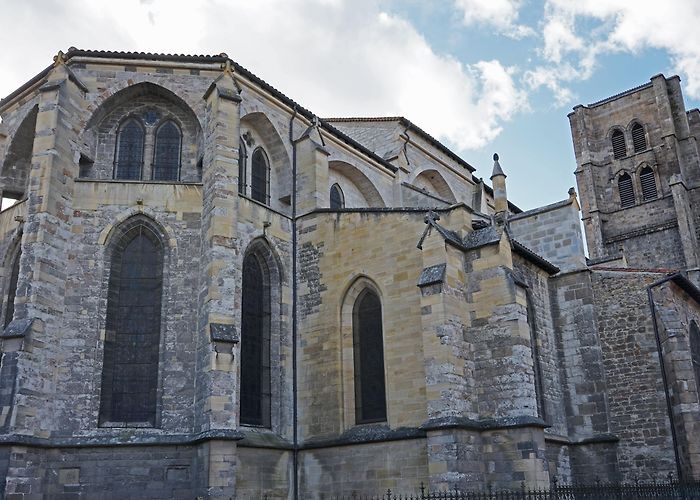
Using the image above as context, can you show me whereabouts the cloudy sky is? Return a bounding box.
[1,0,698,210]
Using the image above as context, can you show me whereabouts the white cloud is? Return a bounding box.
[454,0,535,39]
[0,0,527,151]
[527,0,700,99]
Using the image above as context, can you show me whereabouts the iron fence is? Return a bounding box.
[266,479,700,500]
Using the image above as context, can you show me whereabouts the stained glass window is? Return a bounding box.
[240,253,271,427]
[115,119,144,180]
[152,121,181,181]
[251,148,269,204]
[353,289,387,423]
[100,225,163,425]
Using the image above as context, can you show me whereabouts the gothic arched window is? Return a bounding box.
[632,123,647,153]
[330,183,345,209]
[4,248,20,329]
[152,120,181,181]
[611,129,626,160]
[251,148,269,204]
[690,322,700,395]
[100,223,164,426]
[640,166,658,201]
[240,252,271,427]
[238,139,247,195]
[115,118,145,180]
[618,173,635,208]
[353,289,387,423]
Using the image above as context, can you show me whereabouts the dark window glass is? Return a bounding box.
[611,130,626,160]
[4,249,20,328]
[251,148,269,204]
[632,123,647,153]
[640,166,657,201]
[238,139,247,195]
[691,322,700,395]
[115,119,144,180]
[240,253,271,427]
[152,121,181,181]
[100,226,163,425]
[330,183,345,209]
[618,173,635,208]
[353,289,387,423]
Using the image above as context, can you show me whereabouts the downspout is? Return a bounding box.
[647,274,683,480]
[289,105,299,500]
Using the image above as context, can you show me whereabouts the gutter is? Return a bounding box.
[646,273,685,481]
[289,106,299,500]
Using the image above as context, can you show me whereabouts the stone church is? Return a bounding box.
[0,48,697,498]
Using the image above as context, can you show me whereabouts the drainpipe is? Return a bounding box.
[289,105,299,500]
[647,274,683,481]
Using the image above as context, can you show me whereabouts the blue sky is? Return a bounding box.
[1,0,699,210]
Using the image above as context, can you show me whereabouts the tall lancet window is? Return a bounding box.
[152,120,181,181]
[240,252,272,427]
[330,183,345,209]
[353,289,387,423]
[4,249,20,328]
[100,222,164,426]
[251,148,269,204]
[238,139,247,195]
[115,118,145,180]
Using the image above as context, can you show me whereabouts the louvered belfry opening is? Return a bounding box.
[618,173,635,208]
[611,130,627,160]
[640,166,657,201]
[152,120,181,181]
[632,123,647,153]
[100,225,163,426]
[690,322,700,395]
[4,249,20,328]
[115,118,145,180]
[240,252,272,427]
[330,183,345,209]
[251,148,269,205]
[353,289,387,424]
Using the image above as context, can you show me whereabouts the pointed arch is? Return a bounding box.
[240,237,283,428]
[238,137,247,195]
[611,128,627,160]
[631,122,647,153]
[618,172,635,208]
[340,276,387,426]
[2,235,22,329]
[2,105,38,198]
[152,120,181,181]
[330,183,345,209]
[251,147,270,204]
[329,161,386,208]
[411,168,457,203]
[639,164,658,201]
[99,215,167,426]
[690,321,700,396]
[114,118,145,180]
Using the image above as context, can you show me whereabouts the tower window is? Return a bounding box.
[632,123,647,153]
[618,173,635,208]
[251,148,269,204]
[152,121,181,181]
[115,119,145,180]
[240,252,271,427]
[353,289,387,424]
[100,223,163,426]
[639,166,658,201]
[611,130,626,160]
[330,183,345,209]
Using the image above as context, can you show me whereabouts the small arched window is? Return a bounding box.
[353,289,387,424]
[4,248,20,329]
[100,222,164,426]
[632,123,647,153]
[618,173,635,208]
[240,252,271,427]
[639,166,658,201]
[690,322,700,396]
[611,129,626,160]
[238,139,247,195]
[251,148,269,204]
[330,183,345,209]
[152,120,181,181]
[115,118,145,180]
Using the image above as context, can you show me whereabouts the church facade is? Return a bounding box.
[0,48,697,498]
